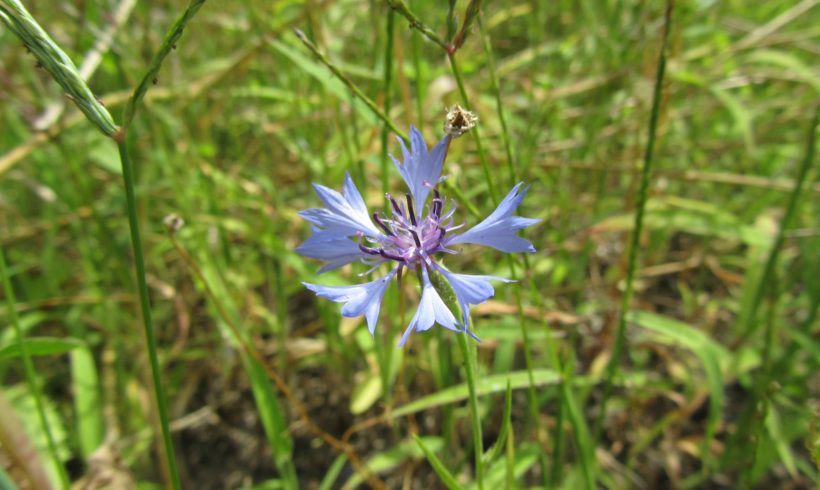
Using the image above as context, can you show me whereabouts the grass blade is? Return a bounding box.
[414,434,464,490]
[0,248,69,489]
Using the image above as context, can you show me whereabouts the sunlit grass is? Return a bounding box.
[1,0,818,488]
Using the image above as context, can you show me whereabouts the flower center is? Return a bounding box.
[358,189,451,267]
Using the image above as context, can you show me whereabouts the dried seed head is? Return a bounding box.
[163,214,185,233]
[444,104,478,137]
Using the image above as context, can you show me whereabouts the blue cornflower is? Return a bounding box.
[297,126,539,346]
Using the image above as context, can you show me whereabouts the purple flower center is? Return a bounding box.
[358,188,454,268]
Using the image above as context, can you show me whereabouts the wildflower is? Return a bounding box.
[297,126,538,346]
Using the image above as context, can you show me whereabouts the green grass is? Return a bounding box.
[1,0,819,488]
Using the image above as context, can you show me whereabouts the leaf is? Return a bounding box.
[0,337,83,359]
[0,312,48,345]
[765,405,797,477]
[341,437,444,490]
[5,384,70,487]
[672,69,755,153]
[71,346,103,459]
[317,454,347,490]
[349,371,382,415]
[196,257,297,486]
[392,369,560,418]
[593,196,772,248]
[482,380,513,465]
[414,435,463,490]
[629,311,727,457]
[746,50,820,92]
[469,443,540,490]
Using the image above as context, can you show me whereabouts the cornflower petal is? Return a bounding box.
[390,126,450,215]
[398,268,460,347]
[445,182,540,253]
[299,173,383,238]
[435,266,514,335]
[295,236,370,273]
[303,267,398,334]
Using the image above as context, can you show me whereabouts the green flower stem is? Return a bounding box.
[378,8,397,405]
[456,331,484,490]
[429,270,484,488]
[116,140,182,490]
[0,247,71,489]
[594,0,674,441]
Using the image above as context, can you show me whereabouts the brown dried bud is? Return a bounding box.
[444,104,477,137]
[163,214,185,233]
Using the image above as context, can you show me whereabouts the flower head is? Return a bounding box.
[298,124,539,346]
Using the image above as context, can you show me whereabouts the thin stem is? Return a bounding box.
[121,0,206,129]
[456,330,485,489]
[379,7,396,404]
[381,9,396,204]
[0,247,71,489]
[447,54,498,205]
[738,106,818,340]
[478,14,516,187]
[740,105,819,484]
[292,28,409,145]
[384,0,449,52]
[117,140,182,490]
[595,0,674,441]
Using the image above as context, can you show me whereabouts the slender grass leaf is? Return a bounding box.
[746,50,820,92]
[630,310,726,459]
[483,380,512,465]
[0,337,83,359]
[350,371,382,415]
[392,369,560,418]
[341,437,444,490]
[5,384,70,488]
[765,404,797,477]
[593,197,772,248]
[317,454,347,490]
[198,258,297,487]
[672,69,755,152]
[71,346,103,459]
[414,435,464,490]
[469,443,540,490]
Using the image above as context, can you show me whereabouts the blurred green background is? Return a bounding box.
[1,0,818,488]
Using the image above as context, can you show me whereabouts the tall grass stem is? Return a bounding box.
[594,0,674,441]
[739,106,818,340]
[116,140,182,490]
